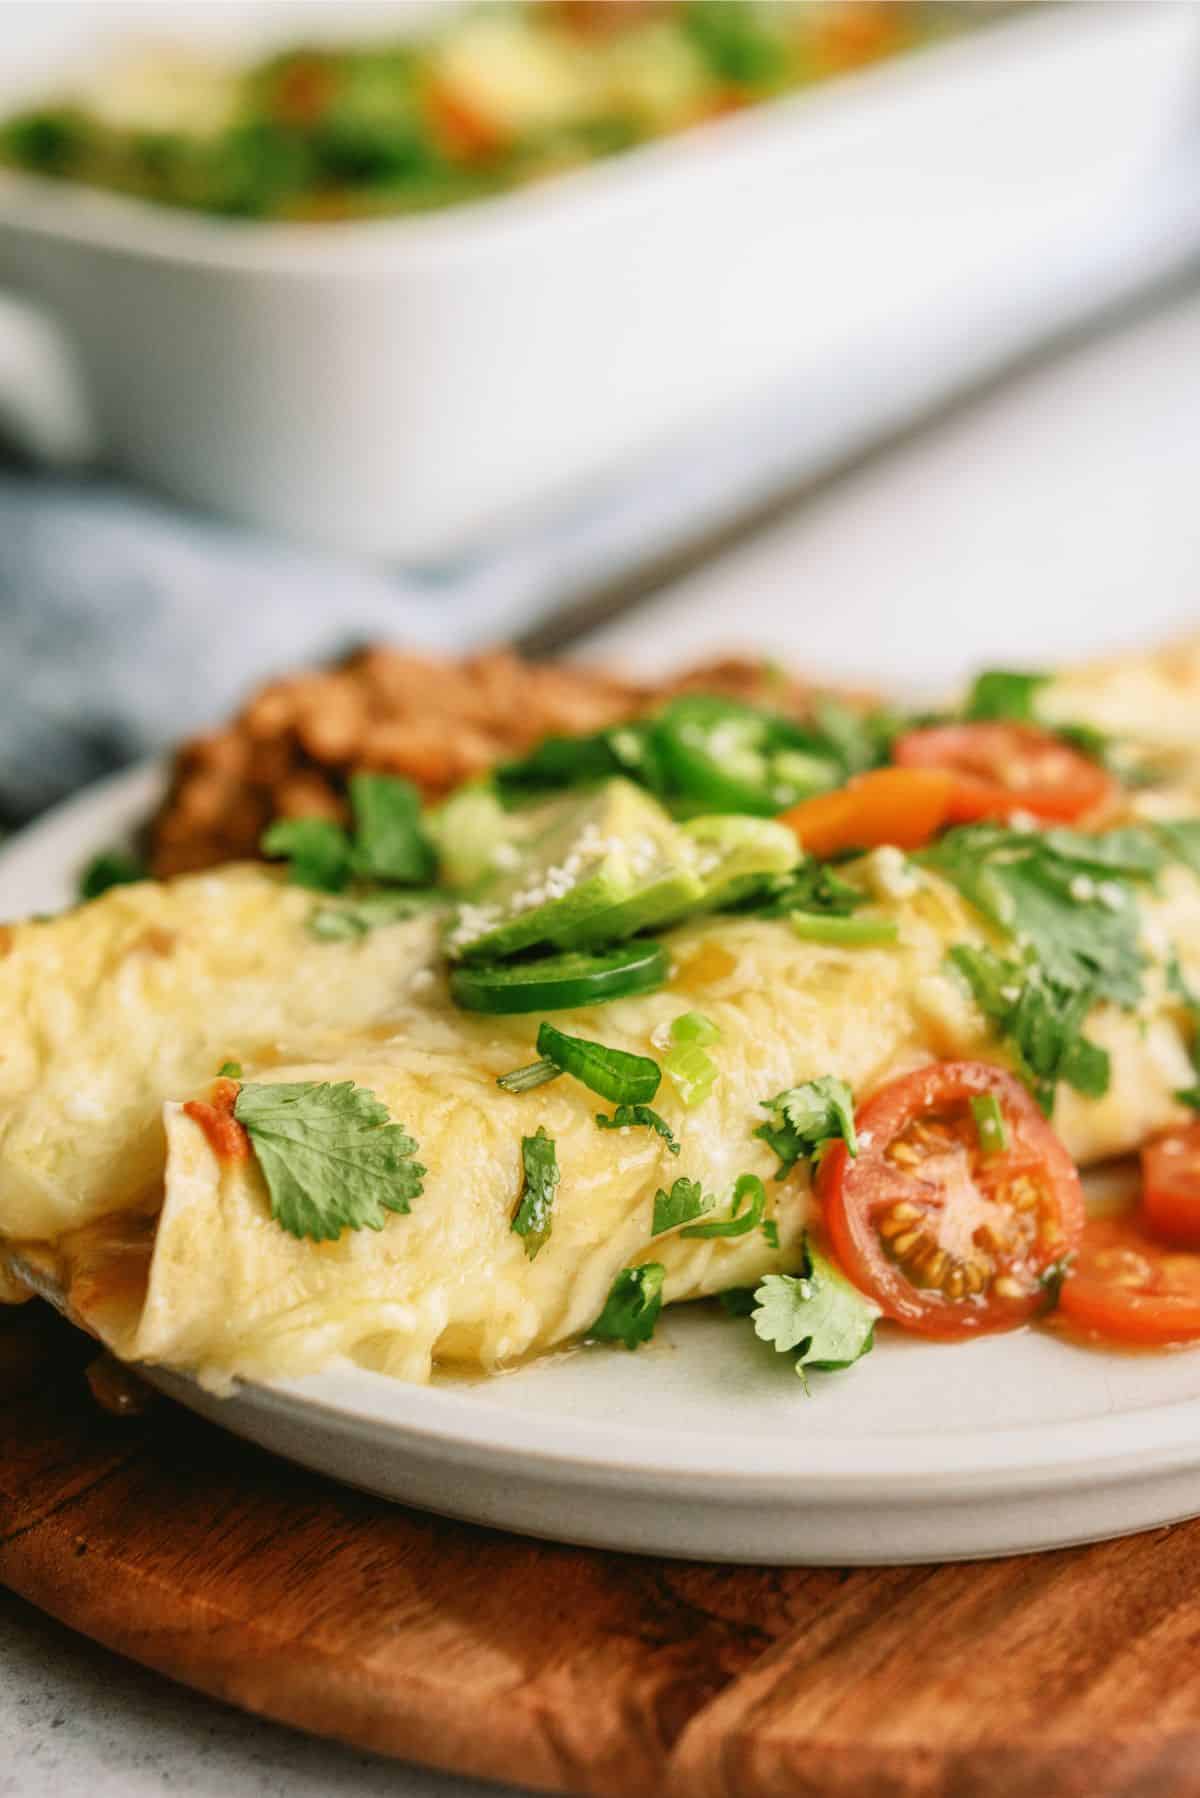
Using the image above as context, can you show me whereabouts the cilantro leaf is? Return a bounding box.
[309,890,443,941]
[751,1239,879,1384]
[262,818,355,893]
[349,773,435,886]
[234,1080,425,1242]
[950,942,1108,1114]
[717,1287,758,1318]
[512,1127,560,1259]
[1039,827,1166,880]
[590,1264,665,1350]
[924,824,1153,1011]
[263,775,435,895]
[754,1076,857,1180]
[597,1105,681,1156]
[217,1060,243,1080]
[964,669,1049,722]
[652,1177,711,1234]
[79,849,146,902]
[681,1172,772,1241]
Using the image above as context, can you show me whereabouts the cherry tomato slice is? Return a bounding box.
[1141,1124,1200,1247]
[817,1061,1085,1339]
[1059,1212,1200,1345]
[893,723,1117,824]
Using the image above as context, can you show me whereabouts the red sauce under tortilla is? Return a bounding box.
[183,1076,250,1162]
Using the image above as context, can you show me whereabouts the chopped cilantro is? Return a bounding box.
[754,1076,857,1180]
[512,1127,560,1260]
[309,890,441,940]
[348,773,435,886]
[596,1105,681,1156]
[78,849,146,902]
[217,1060,243,1080]
[964,669,1049,722]
[262,817,355,893]
[234,1079,424,1242]
[950,942,1108,1114]
[751,1238,879,1387]
[652,1177,711,1234]
[717,1287,758,1318]
[680,1172,772,1242]
[921,810,1181,1093]
[923,824,1155,1010]
[1039,826,1166,879]
[682,0,788,84]
[262,773,433,894]
[590,1263,665,1350]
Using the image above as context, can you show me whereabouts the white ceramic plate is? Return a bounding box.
[8,764,1200,1565]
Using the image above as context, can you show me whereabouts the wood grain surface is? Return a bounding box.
[5,1299,1200,1798]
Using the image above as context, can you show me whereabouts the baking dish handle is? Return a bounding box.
[0,286,96,466]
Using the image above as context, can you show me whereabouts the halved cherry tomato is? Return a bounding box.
[1059,1212,1200,1346]
[779,766,955,857]
[893,722,1116,824]
[817,1061,1085,1339]
[1141,1124,1200,1247]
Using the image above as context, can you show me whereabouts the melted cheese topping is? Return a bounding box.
[3,851,1200,1389]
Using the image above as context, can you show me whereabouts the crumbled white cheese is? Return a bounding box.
[863,845,920,902]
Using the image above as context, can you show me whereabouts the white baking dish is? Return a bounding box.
[0,2,1197,564]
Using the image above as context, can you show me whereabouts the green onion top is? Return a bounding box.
[536,1023,661,1106]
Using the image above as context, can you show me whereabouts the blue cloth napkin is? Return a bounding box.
[0,473,457,826]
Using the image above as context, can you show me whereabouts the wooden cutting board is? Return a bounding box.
[6,1299,1200,1798]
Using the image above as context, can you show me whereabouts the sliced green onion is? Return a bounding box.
[790,913,900,947]
[537,1023,661,1105]
[681,1173,768,1240]
[664,1041,718,1109]
[970,1092,1009,1156]
[496,1058,562,1095]
[670,1010,720,1046]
